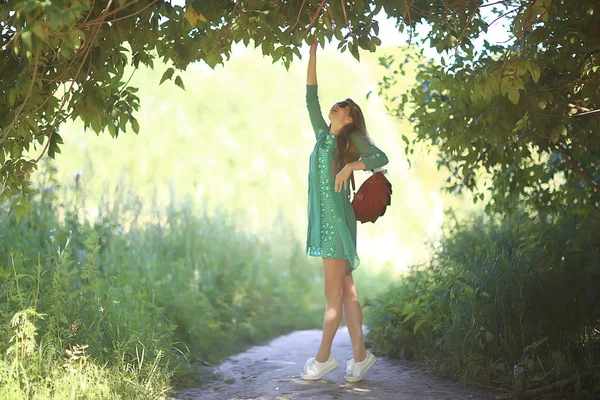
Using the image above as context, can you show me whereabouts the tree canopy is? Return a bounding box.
[376,0,600,216]
[1,0,599,218]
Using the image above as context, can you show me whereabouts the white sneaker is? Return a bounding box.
[300,354,340,380]
[345,351,377,382]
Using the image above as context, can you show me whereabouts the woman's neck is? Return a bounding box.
[329,123,345,136]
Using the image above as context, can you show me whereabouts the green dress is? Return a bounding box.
[305,85,389,274]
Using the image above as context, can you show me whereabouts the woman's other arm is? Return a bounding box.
[334,134,389,192]
[349,133,389,171]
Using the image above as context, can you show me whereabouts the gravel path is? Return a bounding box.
[173,327,504,400]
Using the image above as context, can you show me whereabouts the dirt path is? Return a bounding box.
[173,327,504,400]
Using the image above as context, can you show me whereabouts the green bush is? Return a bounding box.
[0,173,323,398]
[365,211,600,395]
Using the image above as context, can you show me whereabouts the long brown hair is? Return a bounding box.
[331,98,372,175]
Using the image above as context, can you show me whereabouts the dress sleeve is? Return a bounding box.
[306,85,328,139]
[351,132,389,171]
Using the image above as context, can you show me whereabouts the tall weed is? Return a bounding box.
[366,211,600,395]
[0,170,324,398]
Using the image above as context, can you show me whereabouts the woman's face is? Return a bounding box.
[328,101,353,127]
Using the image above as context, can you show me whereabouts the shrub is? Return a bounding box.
[366,211,600,395]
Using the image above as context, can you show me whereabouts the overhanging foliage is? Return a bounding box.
[377,0,600,215]
[1,0,599,219]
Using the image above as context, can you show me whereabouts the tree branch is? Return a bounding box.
[290,0,307,31]
[0,49,40,147]
[221,1,240,46]
[519,372,593,399]
[303,0,327,35]
[341,0,352,34]
[35,0,114,163]
[553,144,600,194]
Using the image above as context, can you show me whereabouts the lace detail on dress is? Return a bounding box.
[309,133,339,258]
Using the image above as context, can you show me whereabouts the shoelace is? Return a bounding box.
[346,359,355,376]
[305,358,317,374]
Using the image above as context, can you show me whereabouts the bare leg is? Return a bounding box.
[315,258,347,363]
[342,273,367,362]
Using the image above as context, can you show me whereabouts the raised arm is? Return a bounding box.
[306,35,328,138]
[307,35,317,86]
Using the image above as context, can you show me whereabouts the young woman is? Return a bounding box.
[301,35,389,383]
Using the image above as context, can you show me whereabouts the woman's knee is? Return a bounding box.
[322,258,346,299]
[342,277,358,302]
[342,288,358,303]
[323,284,343,302]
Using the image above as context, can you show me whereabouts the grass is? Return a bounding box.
[0,163,401,398]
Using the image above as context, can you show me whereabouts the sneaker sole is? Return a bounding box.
[345,353,376,382]
[300,359,340,381]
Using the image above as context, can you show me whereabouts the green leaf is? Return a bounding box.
[488,73,500,94]
[174,76,186,90]
[185,6,199,27]
[131,118,140,134]
[484,332,493,342]
[550,124,567,144]
[48,132,63,158]
[528,62,541,83]
[108,124,118,138]
[21,30,33,51]
[508,87,520,104]
[500,77,511,95]
[517,60,528,76]
[31,22,48,42]
[14,204,28,222]
[413,319,425,334]
[160,68,175,85]
[482,83,492,103]
[349,42,360,61]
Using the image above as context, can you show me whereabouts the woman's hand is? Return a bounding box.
[335,164,354,193]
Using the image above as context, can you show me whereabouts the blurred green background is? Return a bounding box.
[49,43,478,278]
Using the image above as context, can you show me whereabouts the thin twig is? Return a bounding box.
[303,0,327,35]
[327,6,336,28]
[290,0,307,31]
[82,0,97,24]
[93,0,157,25]
[341,0,352,33]
[454,4,479,57]
[554,145,600,194]
[568,103,590,112]
[424,380,448,392]
[42,25,99,90]
[479,0,514,8]
[82,0,140,26]
[487,6,522,27]
[396,0,415,42]
[221,0,240,46]
[571,108,600,117]
[36,0,114,163]
[520,372,594,399]
[0,49,41,146]
[2,26,20,52]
